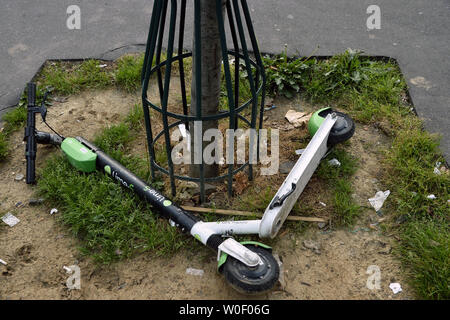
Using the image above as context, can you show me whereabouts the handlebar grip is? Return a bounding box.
[27,83,36,106]
[25,124,36,184]
[25,83,37,184]
[35,131,63,146]
[26,158,36,184]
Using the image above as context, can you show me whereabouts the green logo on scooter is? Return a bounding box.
[163,200,172,207]
[104,165,111,175]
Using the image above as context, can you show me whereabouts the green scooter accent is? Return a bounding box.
[61,138,97,173]
[217,241,272,271]
[308,107,332,137]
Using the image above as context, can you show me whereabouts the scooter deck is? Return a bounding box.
[259,113,337,238]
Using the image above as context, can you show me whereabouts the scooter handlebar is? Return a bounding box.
[24,83,63,184]
[27,83,36,107]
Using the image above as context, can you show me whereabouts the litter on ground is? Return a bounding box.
[433,162,442,175]
[186,268,204,276]
[368,190,390,212]
[63,266,73,273]
[285,110,311,128]
[389,282,402,294]
[328,158,341,167]
[1,212,20,227]
[264,105,277,111]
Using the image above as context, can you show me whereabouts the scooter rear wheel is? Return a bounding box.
[309,107,355,146]
[327,111,355,146]
[222,245,280,295]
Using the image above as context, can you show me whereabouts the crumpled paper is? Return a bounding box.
[368,190,390,212]
[389,282,402,294]
[285,110,311,128]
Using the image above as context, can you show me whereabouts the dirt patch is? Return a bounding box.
[0,87,414,299]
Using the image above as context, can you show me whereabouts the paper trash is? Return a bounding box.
[1,212,20,227]
[368,190,390,212]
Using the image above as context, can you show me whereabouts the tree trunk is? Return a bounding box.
[189,0,224,178]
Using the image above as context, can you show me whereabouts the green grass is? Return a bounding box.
[317,147,361,226]
[38,60,113,95]
[332,179,361,226]
[0,102,28,161]
[219,62,254,111]
[126,103,145,128]
[386,127,448,222]
[397,218,449,299]
[2,105,27,133]
[236,185,275,213]
[263,49,410,125]
[37,108,188,264]
[115,54,145,92]
[1,60,116,162]
[382,126,449,299]
[115,52,185,93]
[0,132,8,160]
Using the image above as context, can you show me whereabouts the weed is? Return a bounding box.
[115,52,187,93]
[263,49,408,118]
[398,218,449,299]
[263,48,308,98]
[115,54,145,92]
[0,132,8,160]
[236,185,275,213]
[333,178,361,226]
[317,147,360,226]
[154,143,169,168]
[125,103,145,128]
[39,60,113,95]
[2,105,27,134]
[219,62,255,111]
[386,128,448,221]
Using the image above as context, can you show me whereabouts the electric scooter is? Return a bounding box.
[24,82,354,294]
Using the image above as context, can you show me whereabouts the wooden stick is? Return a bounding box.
[181,205,327,223]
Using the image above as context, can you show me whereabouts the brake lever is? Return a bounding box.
[269,182,297,209]
[39,90,50,122]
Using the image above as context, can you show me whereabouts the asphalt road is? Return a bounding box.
[1,0,449,160]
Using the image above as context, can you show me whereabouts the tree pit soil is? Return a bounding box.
[0,88,413,300]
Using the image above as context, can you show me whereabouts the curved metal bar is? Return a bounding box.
[155,0,169,102]
[141,0,164,180]
[160,0,179,196]
[231,0,259,182]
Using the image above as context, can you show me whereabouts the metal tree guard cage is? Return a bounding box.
[141,0,266,202]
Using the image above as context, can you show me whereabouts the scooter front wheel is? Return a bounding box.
[222,245,280,295]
